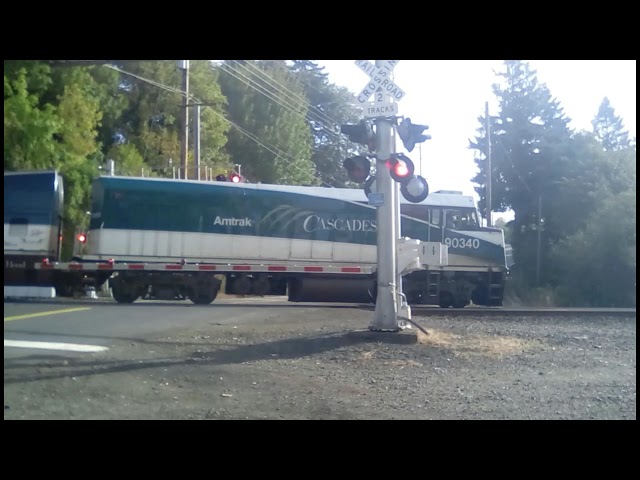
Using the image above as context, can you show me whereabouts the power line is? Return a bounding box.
[217,62,345,186]
[221,62,336,133]
[104,64,336,187]
[238,61,341,131]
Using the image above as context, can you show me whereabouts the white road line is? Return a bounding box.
[4,339,108,352]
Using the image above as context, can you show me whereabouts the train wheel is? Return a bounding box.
[438,291,454,308]
[111,279,139,304]
[111,288,138,304]
[287,279,302,302]
[452,299,470,308]
[189,286,219,305]
[251,274,270,296]
[233,274,252,296]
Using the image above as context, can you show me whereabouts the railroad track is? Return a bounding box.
[401,306,636,317]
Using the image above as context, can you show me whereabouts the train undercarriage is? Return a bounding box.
[6,256,504,308]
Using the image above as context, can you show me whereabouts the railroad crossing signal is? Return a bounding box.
[385,153,429,203]
[340,120,375,151]
[386,153,414,182]
[400,175,429,203]
[396,117,431,152]
[343,155,372,184]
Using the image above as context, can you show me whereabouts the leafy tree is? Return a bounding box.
[550,187,636,307]
[469,60,574,285]
[4,62,60,171]
[289,60,364,187]
[217,60,315,185]
[111,60,229,178]
[4,61,109,258]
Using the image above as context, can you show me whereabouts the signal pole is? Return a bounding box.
[370,60,399,332]
[392,119,406,322]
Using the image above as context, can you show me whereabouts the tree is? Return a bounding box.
[4,61,111,259]
[591,96,630,151]
[4,61,61,171]
[289,60,363,187]
[469,60,574,285]
[111,60,229,178]
[550,187,636,307]
[216,60,315,185]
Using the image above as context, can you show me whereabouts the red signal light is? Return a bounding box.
[77,233,87,243]
[229,173,242,183]
[385,153,415,183]
[392,160,410,178]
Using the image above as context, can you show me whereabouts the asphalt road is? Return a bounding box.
[4,296,315,359]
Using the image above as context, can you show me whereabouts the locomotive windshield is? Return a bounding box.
[444,208,479,230]
[400,204,479,230]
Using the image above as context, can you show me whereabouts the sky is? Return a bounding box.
[314,60,636,221]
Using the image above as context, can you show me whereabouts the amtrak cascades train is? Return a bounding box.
[5,171,510,307]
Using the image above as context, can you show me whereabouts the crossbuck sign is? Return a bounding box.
[355,60,404,118]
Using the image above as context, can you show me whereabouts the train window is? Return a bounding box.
[430,208,441,225]
[469,210,480,227]
[444,209,478,230]
[401,204,429,222]
[8,218,28,237]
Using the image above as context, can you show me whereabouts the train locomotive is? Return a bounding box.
[5,171,510,307]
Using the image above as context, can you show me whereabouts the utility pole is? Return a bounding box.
[371,60,399,332]
[193,104,201,180]
[178,60,189,180]
[485,101,492,227]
